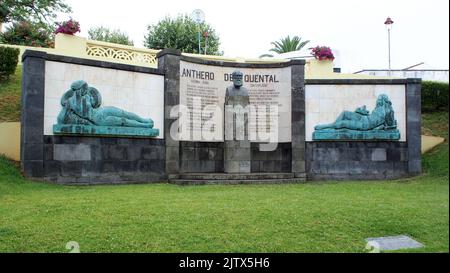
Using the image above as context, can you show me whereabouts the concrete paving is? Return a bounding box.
[366,235,424,251]
[422,135,446,154]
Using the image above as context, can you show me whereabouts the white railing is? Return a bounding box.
[85,40,159,67]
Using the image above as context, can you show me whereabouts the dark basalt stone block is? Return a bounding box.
[313,129,400,141]
[54,124,160,138]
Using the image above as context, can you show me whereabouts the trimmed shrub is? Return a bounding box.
[422,81,449,112]
[0,46,20,80]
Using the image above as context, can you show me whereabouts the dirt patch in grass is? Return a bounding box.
[0,94,21,122]
[422,112,449,140]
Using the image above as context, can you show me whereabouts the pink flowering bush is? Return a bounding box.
[310,46,335,61]
[55,19,80,35]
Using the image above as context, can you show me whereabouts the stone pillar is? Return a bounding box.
[157,49,181,178]
[290,60,306,178]
[406,78,422,175]
[224,72,251,173]
[21,51,47,178]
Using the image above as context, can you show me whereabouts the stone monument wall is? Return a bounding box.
[304,79,422,180]
[21,51,166,184]
[178,142,292,173]
[250,143,292,173]
[158,50,305,176]
[180,142,224,173]
[21,49,421,184]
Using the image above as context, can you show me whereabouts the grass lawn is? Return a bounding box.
[0,67,448,253]
[0,116,448,253]
[0,148,447,253]
[0,66,22,122]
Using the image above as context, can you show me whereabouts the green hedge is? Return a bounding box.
[0,46,20,80]
[422,81,449,112]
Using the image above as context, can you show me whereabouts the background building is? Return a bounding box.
[354,63,449,82]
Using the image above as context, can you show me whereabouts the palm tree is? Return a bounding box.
[260,35,310,58]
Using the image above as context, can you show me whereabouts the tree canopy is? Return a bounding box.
[144,15,222,55]
[0,20,53,47]
[88,26,134,46]
[0,0,71,26]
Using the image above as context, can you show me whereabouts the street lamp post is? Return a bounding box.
[198,29,201,54]
[204,31,209,55]
[384,17,394,76]
[191,9,205,55]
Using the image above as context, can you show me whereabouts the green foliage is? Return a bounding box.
[422,81,449,112]
[0,21,54,47]
[0,155,21,177]
[0,65,21,121]
[0,0,71,25]
[88,26,134,46]
[0,46,19,80]
[422,111,449,139]
[260,35,310,57]
[270,35,310,53]
[422,112,449,178]
[144,15,222,55]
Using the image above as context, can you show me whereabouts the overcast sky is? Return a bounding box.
[60,0,449,73]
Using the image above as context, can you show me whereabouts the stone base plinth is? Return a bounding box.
[170,172,306,185]
[53,124,159,138]
[224,140,251,173]
[313,129,400,141]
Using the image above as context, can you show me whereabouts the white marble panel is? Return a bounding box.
[44,61,164,138]
[45,61,66,81]
[305,84,407,142]
[179,61,292,142]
